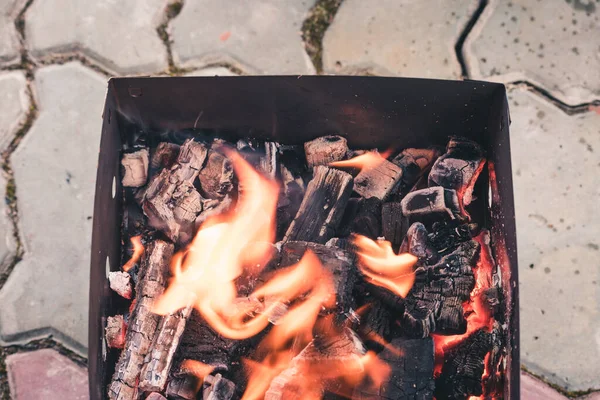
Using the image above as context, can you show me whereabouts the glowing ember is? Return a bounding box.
[353,235,417,298]
[122,235,144,272]
[329,149,393,170]
[433,231,495,375]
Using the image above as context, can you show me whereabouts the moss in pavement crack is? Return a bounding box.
[301,0,344,74]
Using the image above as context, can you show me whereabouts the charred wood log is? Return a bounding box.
[353,337,435,400]
[381,202,407,250]
[108,271,133,300]
[391,147,440,197]
[198,149,234,199]
[139,305,193,392]
[400,186,461,223]
[284,166,353,244]
[109,240,174,400]
[166,370,202,400]
[435,329,493,400]
[304,135,349,168]
[121,148,149,187]
[280,241,357,313]
[353,155,403,200]
[428,137,485,209]
[338,197,382,239]
[143,139,208,243]
[150,142,180,175]
[260,141,278,178]
[105,315,126,349]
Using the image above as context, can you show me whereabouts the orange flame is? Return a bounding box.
[122,235,144,272]
[329,149,393,171]
[353,235,418,298]
[180,359,215,381]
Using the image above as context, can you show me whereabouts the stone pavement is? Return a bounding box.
[0,0,597,398]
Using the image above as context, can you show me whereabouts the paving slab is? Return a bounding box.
[171,0,316,75]
[0,62,106,354]
[509,89,600,391]
[521,371,568,400]
[322,0,478,78]
[465,0,600,105]
[6,349,88,399]
[0,71,29,152]
[25,0,169,74]
[0,0,22,67]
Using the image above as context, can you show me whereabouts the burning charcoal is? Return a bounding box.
[400,186,461,222]
[284,166,353,244]
[338,197,382,238]
[435,329,493,400]
[121,148,149,187]
[381,202,407,250]
[108,271,133,300]
[353,155,403,200]
[173,310,234,378]
[325,237,355,253]
[105,315,126,349]
[146,393,167,400]
[304,135,349,168]
[276,163,305,240]
[391,147,440,197]
[143,139,208,243]
[198,148,234,199]
[356,300,393,345]
[150,142,180,175]
[203,373,236,400]
[139,305,193,392]
[400,222,438,264]
[428,220,479,253]
[353,337,435,400]
[483,322,505,397]
[166,372,202,400]
[266,328,365,400]
[109,240,174,400]
[280,241,356,313]
[428,137,485,208]
[401,239,480,337]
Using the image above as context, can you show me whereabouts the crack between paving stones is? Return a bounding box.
[506,81,600,116]
[301,0,345,74]
[455,0,488,79]
[0,337,87,400]
[157,0,189,75]
[521,365,600,398]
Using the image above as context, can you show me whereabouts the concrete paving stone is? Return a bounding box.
[0,71,29,152]
[171,0,316,75]
[509,89,600,391]
[6,349,88,400]
[0,0,23,67]
[521,371,568,400]
[579,392,600,400]
[25,0,169,75]
[184,66,237,77]
[0,62,106,354]
[322,0,478,78]
[465,0,600,105]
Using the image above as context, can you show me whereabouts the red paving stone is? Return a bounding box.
[6,349,88,400]
[521,371,567,400]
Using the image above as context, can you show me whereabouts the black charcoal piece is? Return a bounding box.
[304,135,349,168]
[381,202,407,250]
[337,197,382,239]
[353,337,435,400]
[428,136,485,208]
[284,166,353,244]
[435,329,493,400]
[400,186,461,222]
